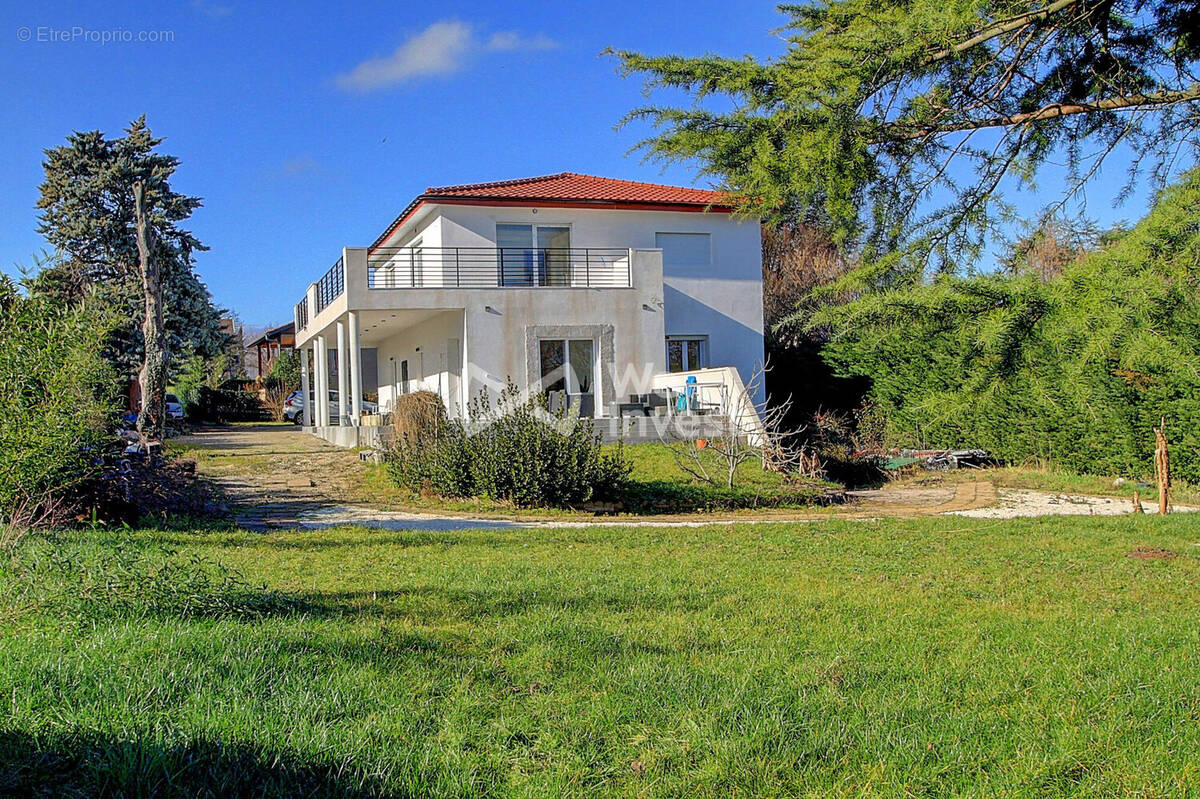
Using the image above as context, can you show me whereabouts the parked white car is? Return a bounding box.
[165,393,185,420]
[284,390,378,425]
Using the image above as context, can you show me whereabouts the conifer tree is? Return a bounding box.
[613,1,1200,279]
[35,117,229,428]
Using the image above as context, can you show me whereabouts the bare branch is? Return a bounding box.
[926,0,1079,63]
[881,84,1200,141]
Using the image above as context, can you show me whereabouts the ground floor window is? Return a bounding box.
[539,338,596,415]
[666,336,708,372]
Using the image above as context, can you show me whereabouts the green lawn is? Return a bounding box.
[3,515,1199,796]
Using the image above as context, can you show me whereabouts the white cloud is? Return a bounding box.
[192,0,232,18]
[484,31,559,53]
[336,21,559,92]
[280,156,319,176]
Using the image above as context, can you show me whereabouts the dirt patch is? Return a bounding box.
[171,424,370,529]
[848,479,998,516]
[949,489,1197,519]
[1127,546,1178,561]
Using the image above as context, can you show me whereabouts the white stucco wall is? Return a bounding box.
[374,310,465,413]
[296,202,764,411]
[342,248,666,418]
[433,204,764,399]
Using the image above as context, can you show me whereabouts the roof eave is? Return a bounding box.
[368,195,737,253]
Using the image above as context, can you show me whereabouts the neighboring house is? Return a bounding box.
[248,321,296,380]
[218,317,246,380]
[293,172,764,445]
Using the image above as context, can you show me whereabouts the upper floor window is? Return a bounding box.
[497,224,571,286]
[655,232,712,276]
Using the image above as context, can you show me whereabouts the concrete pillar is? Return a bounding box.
[300,344,312,427]
[336,320,350,426]
[348,311,363,424]
[311,339,320,425]
[316,335,329,426]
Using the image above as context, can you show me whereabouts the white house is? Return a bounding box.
[293,173,765,446]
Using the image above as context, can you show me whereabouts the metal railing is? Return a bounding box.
[367,247,632,289]
[314,256,344,313]
[294,296,309,331]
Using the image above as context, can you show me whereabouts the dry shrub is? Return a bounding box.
[391,391,447,447]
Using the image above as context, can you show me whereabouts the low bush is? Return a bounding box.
[391,390,448,448]
[0,279,119,527]
[384,387,631,508]
[79,457,226,525]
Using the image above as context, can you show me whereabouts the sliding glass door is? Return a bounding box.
[497,224,571,286]
[539,338,596,416]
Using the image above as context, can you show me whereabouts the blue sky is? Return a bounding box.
[0,2,1171,326]
[0,1,790,326]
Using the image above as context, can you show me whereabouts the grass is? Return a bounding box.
[613,442,837,513]
[618,441,805,491]
[3,514,1200,796]
[359,463,586,518]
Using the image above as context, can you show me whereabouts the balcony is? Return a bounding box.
[367,247,631,290]
[314,256,345,313]
[296,246,657,336]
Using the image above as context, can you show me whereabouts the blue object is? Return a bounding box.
[685,375,697,411]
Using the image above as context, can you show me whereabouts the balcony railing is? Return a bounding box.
[367,247,631,289]
[315,257,344,313]
[294,296,309,331]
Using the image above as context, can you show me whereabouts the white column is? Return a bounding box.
[336,320,350,426]
[348,311,363,424]
[300,344,312,427]
[316,335,329,426]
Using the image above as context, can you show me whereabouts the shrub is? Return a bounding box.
[0,279,119,526]
[172,353,217,417]
[384,385,631,508]
[391,390,448,448]
[263,350,300,422]
[821,168,1200,482]
[190,386,266,423]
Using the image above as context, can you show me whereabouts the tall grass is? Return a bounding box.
[3,515,1199,796]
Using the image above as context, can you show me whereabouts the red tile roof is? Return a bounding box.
[427,172,730,205]
[370,172,734,251]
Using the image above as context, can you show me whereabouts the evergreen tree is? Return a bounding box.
[612,1,1200,280]
[33,117,229,378]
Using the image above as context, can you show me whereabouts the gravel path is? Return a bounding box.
[173,424,369,530]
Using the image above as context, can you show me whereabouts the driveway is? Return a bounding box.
[173,424,370,530]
